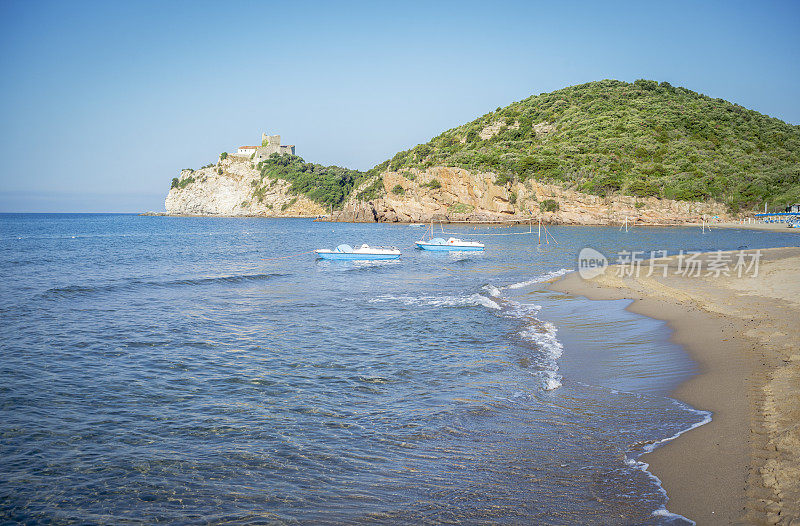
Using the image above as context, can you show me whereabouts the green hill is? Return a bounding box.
[380,79,800,211]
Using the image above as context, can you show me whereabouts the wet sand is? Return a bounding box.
[550,247,800,525]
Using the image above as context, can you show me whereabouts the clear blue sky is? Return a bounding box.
[1,0,798,212]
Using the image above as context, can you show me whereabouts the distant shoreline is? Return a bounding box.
[549,247,800,524]
[141,213,800,232]
[711,221,800,234]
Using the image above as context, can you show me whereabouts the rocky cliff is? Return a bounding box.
[329,166,733,224]
[164,155,325,217]
[165,156,732,224]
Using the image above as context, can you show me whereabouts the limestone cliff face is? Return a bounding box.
[165,158,733,223]
[331,166,733,224]
[164,156,325,217]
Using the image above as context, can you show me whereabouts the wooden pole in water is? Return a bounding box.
[538,218,541,245]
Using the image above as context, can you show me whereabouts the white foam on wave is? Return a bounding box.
[518,320,564,390]
[482,284,502,297]
[626,456,698,525]
[502,299,542,318]
[471,294,502,310]
[368,293,500,310]
[642,401,712,455]
[372,268,570,392]
[542,376,562,391]
[518,322,563,359]
[623,397,712,526]
[651,506,691,522]
[480,271,568,391]
[503,268,572,290]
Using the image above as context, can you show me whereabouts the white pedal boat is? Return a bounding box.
[415,237,484,251]
[315,244,401,261]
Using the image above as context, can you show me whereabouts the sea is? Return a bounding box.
[2,214,798,525]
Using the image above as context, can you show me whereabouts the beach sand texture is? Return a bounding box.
[713,222,800,234]
[551,247,800,525]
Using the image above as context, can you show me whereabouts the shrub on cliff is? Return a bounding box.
[256,153,371,209]
[540,199,559,212]
[171,176,195,190]
[448,202,474,214]
[281,197,297,211]
[356,176,384,201]
[494,174,511,186]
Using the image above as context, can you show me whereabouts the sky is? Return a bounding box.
[0,0,798,212]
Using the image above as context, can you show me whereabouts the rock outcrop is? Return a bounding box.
[329,166,733,224]
[164,156,325,217]
[165,157,733,224]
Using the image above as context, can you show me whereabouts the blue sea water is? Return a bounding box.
[1,214,798,524]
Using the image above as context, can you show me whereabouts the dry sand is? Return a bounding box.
[550,247,800,525]
[712,222,800,234]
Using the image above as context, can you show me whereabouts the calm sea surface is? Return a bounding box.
[1,214,798,524]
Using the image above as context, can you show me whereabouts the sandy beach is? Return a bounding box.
[712,222,800,234]
[550,247,800,525]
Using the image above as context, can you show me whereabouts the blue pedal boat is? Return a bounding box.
[315,244,401,260]
[415,237,484,251]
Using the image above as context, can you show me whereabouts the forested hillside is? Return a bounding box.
[382,79,800,211]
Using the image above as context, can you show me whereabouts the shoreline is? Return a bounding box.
[143,212,800,233]
[549,247,800,524]
[712,221,800,234]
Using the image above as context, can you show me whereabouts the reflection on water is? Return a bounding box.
[1,215,797,524]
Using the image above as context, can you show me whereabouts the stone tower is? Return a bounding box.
[262,133,281,147]
[254,132,295,162]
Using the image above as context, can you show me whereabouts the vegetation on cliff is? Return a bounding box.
[170,176,195,189]
[254,154,378,209]
[383,79,800,210]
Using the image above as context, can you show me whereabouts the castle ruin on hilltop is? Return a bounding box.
[235,133,296,162]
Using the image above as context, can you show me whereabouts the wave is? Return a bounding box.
[317,259,401,272]
[472,295,501,310]
[503,268,572,290]
[483,284,502,298]
[173,273,286,286]
[518,321,564,390]
[373,270,568,392]
[486,271,567,390]
[484,273,565,391]
[368,293,501,310]
[622,396,712,525]
[43,273,286,298]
